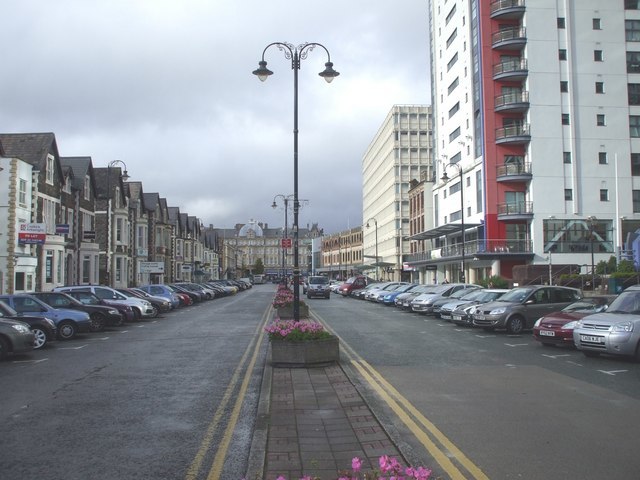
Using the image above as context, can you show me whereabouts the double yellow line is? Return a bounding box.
[313,312,489,480]
[184,307,270,480]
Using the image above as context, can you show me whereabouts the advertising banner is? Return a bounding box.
[18,223,47,244]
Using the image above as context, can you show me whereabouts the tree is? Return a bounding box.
[253,258,265,275]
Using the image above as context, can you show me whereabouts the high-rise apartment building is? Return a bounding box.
[362,105,433,281]
[407,0,640,283]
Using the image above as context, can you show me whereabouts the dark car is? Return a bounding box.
[0,294,92,340]
[62,290,136,323]
[0,318,34,360]
[0,301,56,350]
[32,292,124,331]
[170,283,204,303]
[533,296,612,347]
[472,286,582,334]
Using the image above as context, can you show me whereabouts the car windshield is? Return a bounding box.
[458,289,485,301]
[497,287,533,303]
[309,277,328,285]
[450,288,474,299]
[561,299,608,313]
[605,290,640,314]
[476,290,507,302]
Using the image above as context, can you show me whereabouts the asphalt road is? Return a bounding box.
[0,286,273,480]
[309,293,640,480]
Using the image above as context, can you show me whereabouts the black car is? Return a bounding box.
[31,292,124,332]
[62,290,135,323]
[0,301,56,350]
[170,284,203,303]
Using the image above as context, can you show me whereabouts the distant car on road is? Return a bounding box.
[306,276,331,299]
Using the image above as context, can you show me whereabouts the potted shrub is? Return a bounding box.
[265,319,339,367]
[272,284,309,319]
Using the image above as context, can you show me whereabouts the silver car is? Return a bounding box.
[573,286,640,359]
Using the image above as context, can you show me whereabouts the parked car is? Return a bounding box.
[0,301,56,349]
[0,294,92,340]
[170,284,203,303]
[137,284,181,309]
[533,296,612,347]
[31,291,124,331]
[382,284,420,305]
[53,286,156,320]
[430,285,481,316]
[573,286,640,359]
[472,286,582,334]
[117,288,170,315]
[329,280,343,293]
[352,283,381,300]
[395,285,439,310]
[338,275,369,297]
[0,317,34,360]
[61,290,136,322]
[410,284,477,314]
[440,288,510,324]
[368,283,409,302]
[306,276,331,299]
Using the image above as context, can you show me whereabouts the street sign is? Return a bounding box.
[139,261,165,274]
[281,238,292,249]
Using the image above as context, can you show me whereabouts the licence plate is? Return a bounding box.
[453,315,462,321]
[580,335,603,343]
[475,315,485,321]
[540,330,555,337]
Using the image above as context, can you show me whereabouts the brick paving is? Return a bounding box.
[262,365,403,480]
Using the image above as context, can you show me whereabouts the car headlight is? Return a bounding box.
[44,318,56,328]
[464,305,477,314]
[574,320,583,328]
[533,318,542,327]
[612,321,633,333]
[108,309,119,314]
[12,324,30,334]
[562,321,578,329]
[144,301,152,307]
[490,307,506,315]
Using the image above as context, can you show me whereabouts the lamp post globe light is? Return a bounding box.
[440,162,465,282]
[254,42,339,321]
[366,218,379,281]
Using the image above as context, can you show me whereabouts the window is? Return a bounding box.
[600,189,609,201]
[448,102,460,118]
[447,52,459,71]
[594,50,604,61]
[84,176,91,201]
[445,4,456,24]
[626,20,640,41]
[46,155,54,185]
[599,152,608,164]
[449,127,461,142]
[627,0,640,10]
[627,51,640,72]
[557,17,565,29]
[42,198,56,234]
[448,77,459,94]
[563,152,572,164]
[629,84,640,105]
[595,82,604,93]
[634,190,640,213]
[18,179,27,205]
[446,28,457,48]
[593,18,601,30]
[559,49,567,60]
[564,189,573,201]
[597,114,606,126]
[560,81,568,92]
[562,114,570,125]
[630,115,640,137]
[632,153,640,175]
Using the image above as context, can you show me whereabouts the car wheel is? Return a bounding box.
[583,350,600,358]
[151,306,159,318]
[57,320,76,340]
[506,316,525,334]
[132,308,142,321]
[32,328,48,349]
[90,313,106,332]
[0,336,8,360]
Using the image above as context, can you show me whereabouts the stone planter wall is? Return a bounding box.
[276,303,310,319]
[270,336,339,367]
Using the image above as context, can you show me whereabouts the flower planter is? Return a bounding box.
[276,303,309,319]
[270,336,339,367]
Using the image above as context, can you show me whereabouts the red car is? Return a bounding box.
[532,296,612,347]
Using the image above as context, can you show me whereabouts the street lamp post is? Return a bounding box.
[366,218,379,281]
[440,162,465,282]
[105,160,129,286]
[272,194,295,282]
[587,216,597,290]
[254,42,339,321]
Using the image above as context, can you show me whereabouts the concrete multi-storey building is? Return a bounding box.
[362,105,434,282]
[406,0,640,283]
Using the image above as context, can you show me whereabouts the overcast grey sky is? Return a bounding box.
[1,0,430,234]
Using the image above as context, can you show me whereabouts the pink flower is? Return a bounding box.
[351,456,362,472]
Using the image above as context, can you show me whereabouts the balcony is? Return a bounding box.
[490,0,526,19]
[493,58,528,81]
[492,27,527,50]
[497,201,533,220]
[495,124,530,144]
[405,238,534,265]
[496,161,532,182]
[495,91,529,112]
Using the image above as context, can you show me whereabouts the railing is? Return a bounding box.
[497,201,533,216]
[493,58,528,77]
[496,161,532,177]
[404,239,533,263]
[495,91,529,109]
[495,124,530,141]
[492,27,527,46]
[490,0,525,16]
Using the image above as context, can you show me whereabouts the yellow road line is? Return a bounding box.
[184,307,270,480]
[313,312,489,480]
